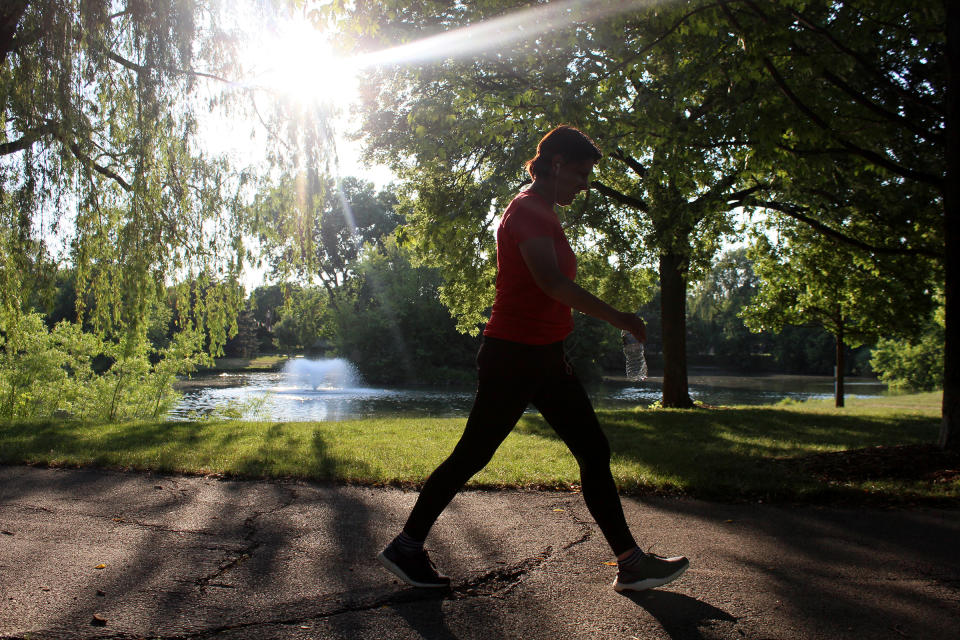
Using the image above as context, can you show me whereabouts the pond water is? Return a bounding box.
[168,357,892,422]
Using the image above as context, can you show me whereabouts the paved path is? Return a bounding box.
[0,465,957,639]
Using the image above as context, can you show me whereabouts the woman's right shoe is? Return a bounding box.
[378,542,451,588]
[613,553,689,592]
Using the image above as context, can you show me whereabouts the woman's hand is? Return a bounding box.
[614,311,646,343]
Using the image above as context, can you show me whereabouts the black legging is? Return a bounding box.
[403,336,638,555]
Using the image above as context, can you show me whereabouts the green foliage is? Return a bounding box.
[0,313,209,422]
[394,174,500,334]
[327,236,479,384]
[872,335,944,392]
[272,286,330,352]
[730,1,944,262]
[252,175,401,295]
[145,295,175,351]
[687,248,763,362]
[724,0,946,407]
[872,307,945,392]
[332,0,760,332]
[249,284,289,327]
[0,1,341,353]
[0,1,258,345]
[249,283,295,353]
[251,176,416,357]
[0,314,94,421]
[222,308,260,359]
[742,220,935,348]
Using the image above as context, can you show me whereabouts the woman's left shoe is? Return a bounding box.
[613,553,689,592]
[378,542,451,588]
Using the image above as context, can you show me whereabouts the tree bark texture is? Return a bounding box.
[943,0,959,450]
[659,251,694,408]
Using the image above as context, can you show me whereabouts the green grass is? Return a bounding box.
[197,355,289,372]
[0,391,954,505]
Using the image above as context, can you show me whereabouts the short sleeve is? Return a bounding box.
[502,197,558,244]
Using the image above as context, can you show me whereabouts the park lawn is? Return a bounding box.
[0,391,954,505]
[196,355,289,373]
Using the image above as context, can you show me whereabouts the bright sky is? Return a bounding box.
[200,6,393,187]
[203,0,668,183]
[197,5,395,291]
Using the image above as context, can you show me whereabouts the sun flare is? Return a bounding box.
[253,18,359,111]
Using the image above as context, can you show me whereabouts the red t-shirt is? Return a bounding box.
[484,190,576,344]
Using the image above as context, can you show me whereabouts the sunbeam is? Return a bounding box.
[351,0,680,70]
[333,180,417,380]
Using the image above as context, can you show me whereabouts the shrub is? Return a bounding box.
[0,313,210,421]
[870,328,943,392]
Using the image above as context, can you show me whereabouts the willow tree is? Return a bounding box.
[333,0,770,406]
[250,175,400,311]
[0,0,337,354]
[1,0,243,350]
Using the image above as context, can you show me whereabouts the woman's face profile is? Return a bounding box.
[553,159,595,206]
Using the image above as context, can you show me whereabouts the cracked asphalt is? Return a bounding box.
[1,465,958,640]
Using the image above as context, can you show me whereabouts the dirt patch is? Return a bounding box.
[782,444,960,484]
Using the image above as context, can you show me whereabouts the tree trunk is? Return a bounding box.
[659,251,694,408]
[943,0,959,450]
[834,326,845,408]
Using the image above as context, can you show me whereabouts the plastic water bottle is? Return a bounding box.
[622,331,648,382]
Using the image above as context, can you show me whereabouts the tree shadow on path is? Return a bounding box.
[389,592,461,640]
[619,589,737,640]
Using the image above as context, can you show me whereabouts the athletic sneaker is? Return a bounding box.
[378,541,451,588]
[613,552,689,592]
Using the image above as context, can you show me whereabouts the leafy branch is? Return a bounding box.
[747,198,941,260]
[721,1,943,188]
[591,180,648,211]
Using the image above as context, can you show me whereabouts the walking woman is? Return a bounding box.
[378,125,688,592]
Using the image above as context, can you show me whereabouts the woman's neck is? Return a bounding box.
[529,178,556,206]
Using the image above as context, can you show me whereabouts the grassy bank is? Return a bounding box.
[1,392,955,505]
[194,355,289,373]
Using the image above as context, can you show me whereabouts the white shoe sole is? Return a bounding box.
[377,550,450,588]
[613,561,689,592]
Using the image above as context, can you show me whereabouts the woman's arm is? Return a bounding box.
[518,236,646,341]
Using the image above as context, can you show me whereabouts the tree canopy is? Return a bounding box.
[720,0,949,440]
[743,219,936,405]
[251,174,401,305]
